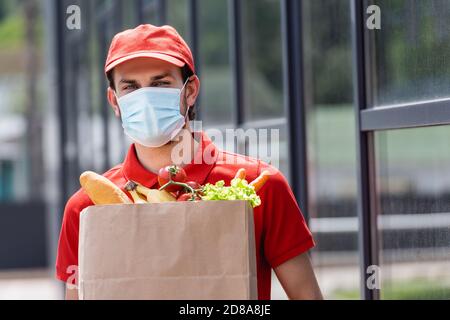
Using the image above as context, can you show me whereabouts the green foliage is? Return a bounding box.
[200,66,233,123]
[198,0,229,66]
[245,68,283,119]
[241,0,284,96]
[166,0,188,40]
[309,105,357,167]
[369,0,450,104]
[334,278,450,300]
[0,0,15,20]
[0,12,24,50]
[0,1,44,51]
[309,106,450,167]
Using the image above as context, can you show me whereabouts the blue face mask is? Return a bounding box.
[115,79,189,148]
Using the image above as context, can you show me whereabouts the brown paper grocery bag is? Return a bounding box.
[78,200,257,300]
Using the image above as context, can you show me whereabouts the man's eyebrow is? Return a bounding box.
[150,72,174,81]
[118,79,138,85]
[118,73,174,85]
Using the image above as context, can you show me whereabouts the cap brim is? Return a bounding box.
[105,52,185,74]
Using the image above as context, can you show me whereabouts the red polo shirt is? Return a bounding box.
[55,131,314,299]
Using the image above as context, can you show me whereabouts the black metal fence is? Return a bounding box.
[39,0,450,299]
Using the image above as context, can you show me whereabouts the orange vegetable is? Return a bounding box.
[234,168,246,180]
[249,170,271,192]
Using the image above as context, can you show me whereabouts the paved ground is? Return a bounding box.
[0,270,62,300]
[0,269,288,300]
[1,261,448,299]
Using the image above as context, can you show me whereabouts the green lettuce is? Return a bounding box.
[201,178,261,208]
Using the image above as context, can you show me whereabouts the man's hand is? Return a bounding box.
[274,252,323,300]
[65,285,79,300]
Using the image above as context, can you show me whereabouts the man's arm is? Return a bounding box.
[65,285,79,300]
[274,252,323,300]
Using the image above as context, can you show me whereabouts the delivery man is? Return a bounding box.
[55,24,323,300]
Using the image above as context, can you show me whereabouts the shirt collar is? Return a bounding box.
[121,131,219,188]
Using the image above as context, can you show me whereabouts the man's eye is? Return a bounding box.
[153,81,170,87]
[124,84,137,90]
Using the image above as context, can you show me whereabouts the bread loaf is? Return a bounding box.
[80,171,132,205]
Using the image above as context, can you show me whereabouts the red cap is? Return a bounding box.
[104,24,195,75]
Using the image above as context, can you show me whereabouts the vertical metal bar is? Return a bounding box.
[228,0,245,127]
[83,0,95,170]
[114,0,126,159]
[158,0,167,25]
[280,0,309,221]
[136,0,144,24]
[43,0,65,296]
[97,18,111,172]
[189,0,201,119]
[54,0,68,211]
[351,0,380,300]
[188,0,199,61]
[70,42,81,194]
[114,0,124,31]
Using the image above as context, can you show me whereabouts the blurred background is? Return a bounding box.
[0,0,449,300]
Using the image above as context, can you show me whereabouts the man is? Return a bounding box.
[55,24,323,300]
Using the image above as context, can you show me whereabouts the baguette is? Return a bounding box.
[80,171,132,205]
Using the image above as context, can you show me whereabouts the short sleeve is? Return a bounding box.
[55,190,91,284]
[259,164,315,268]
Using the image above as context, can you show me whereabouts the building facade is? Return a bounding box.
[1,0,449,299]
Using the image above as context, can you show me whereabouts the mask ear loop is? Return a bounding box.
[113,90,122,118]
[181,77,193,119]
[114,92,120,110]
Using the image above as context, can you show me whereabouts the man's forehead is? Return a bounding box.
[116,57,179,71]
[114,60,182,80]
[117,71,176,82]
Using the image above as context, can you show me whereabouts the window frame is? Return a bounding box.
[351,0,450,300]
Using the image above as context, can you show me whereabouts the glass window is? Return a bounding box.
[240,0,284,121]
[0,0,45,202]
[375,126,450,299]
[367,0,450,107]
[272,125,290,181]
[302,0,360,299]
[141,0,159,25]
[0,160,14,201]
[197,0,233,126]
[167,0,189,39]
[247,125,289,180]
[121,0,140,29]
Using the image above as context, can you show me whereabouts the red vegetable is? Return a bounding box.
[178,181,202,194]
[177,193,201,202]
[158,165,187,192]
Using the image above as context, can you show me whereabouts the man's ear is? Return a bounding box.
[186,75,200,108]
[107,87,121,118]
